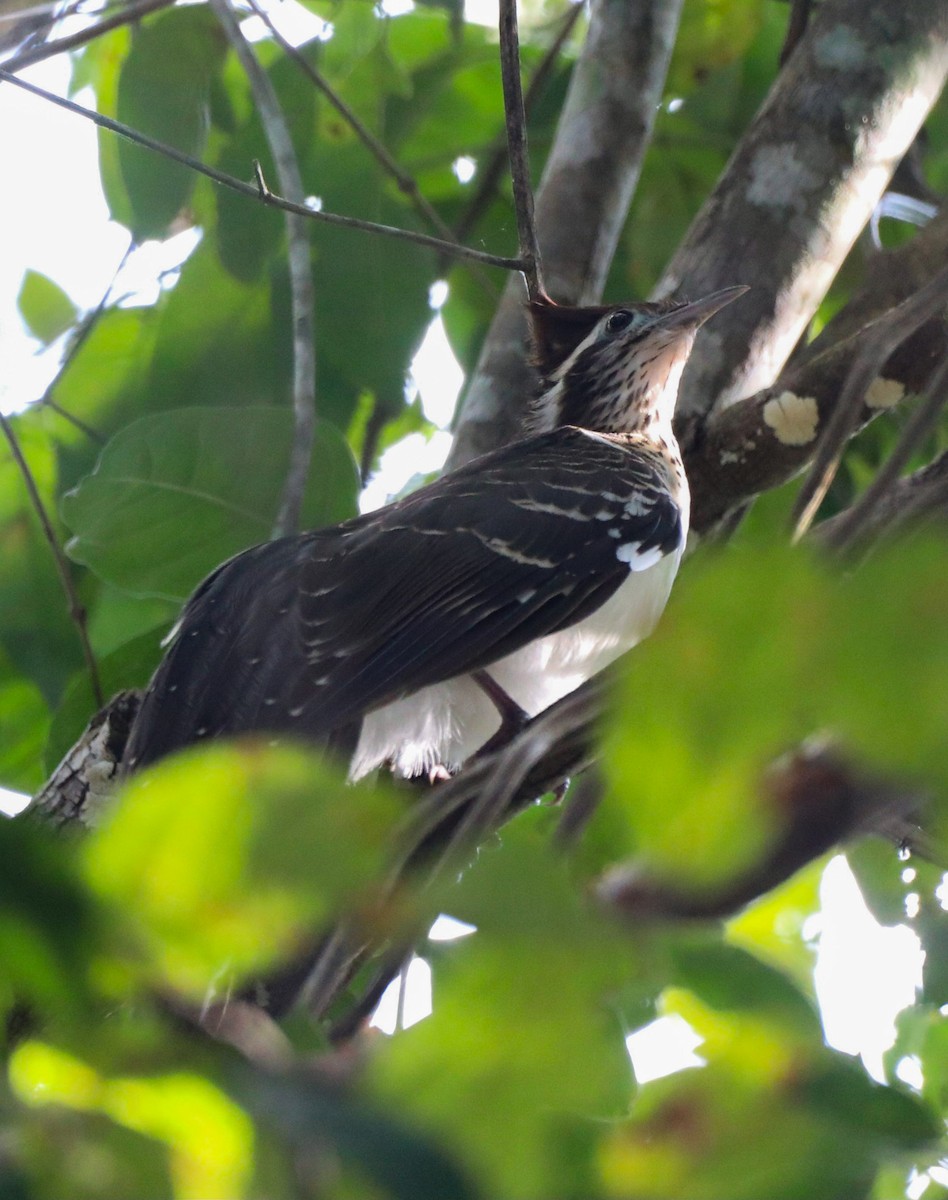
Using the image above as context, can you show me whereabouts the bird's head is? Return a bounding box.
[526,285,747,438]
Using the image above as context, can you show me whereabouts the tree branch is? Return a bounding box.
[598,740,928,923]
[684,215,948,535]
[210,0,316,538]
[0,0,174,72]
[820,350,948,553]
[654,0,948,423]
[0,411,103,708]
[498,0,543,300]
[453,0,584,250]
[815,449,948,550]
[790,265,948,539]
[244,0,465,258]
[0,68,525,273]
[447,0,685,468]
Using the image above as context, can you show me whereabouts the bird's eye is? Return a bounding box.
[605,310,634,334]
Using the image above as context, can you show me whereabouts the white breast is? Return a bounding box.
[350,545,684,780]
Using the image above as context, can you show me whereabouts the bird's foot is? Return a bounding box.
[472,670,531,755]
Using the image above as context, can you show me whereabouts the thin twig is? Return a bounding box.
[211,0,316,538]
[498,0,544,300]
[822,353,948,553]
[453,0,584,249]
[244,0,460,253]
[790,264,948,541]
[38,237,137,445]
[0,68,525,274]
[1,0,175,73]
[817,449,948,550]
[0,412,103,707]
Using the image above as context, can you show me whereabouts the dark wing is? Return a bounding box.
[125,427,681,770]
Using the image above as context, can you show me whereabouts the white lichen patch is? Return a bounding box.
[865,378,905,410]
[747,145,821,211]
[762,392,819,446]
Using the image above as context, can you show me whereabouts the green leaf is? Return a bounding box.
[231,1063,479,1200]
[592,538,948,892]
[113,7,226,239]
[0,818,103,1018]
[0,414,83,702]
[61,408,359,600]
[17,271,78,345]
[0,649,50,793]
[83,742,404,996]
[669,936,819,1034]
[373,835,634,1198]
[142,238,290,415]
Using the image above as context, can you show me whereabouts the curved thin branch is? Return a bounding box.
[790,265,948,539]
[0,68,525,273]
[211,0,316,538]
[244,0,463,255]
[0,412,103,708]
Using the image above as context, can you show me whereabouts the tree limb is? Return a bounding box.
[655,0,948,423]
[0,68,525,273]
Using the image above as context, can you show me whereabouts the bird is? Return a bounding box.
[123,285,746,780]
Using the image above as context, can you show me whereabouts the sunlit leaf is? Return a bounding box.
[83,742,404,995]
[592,538,948,891]
[17,271,78,345]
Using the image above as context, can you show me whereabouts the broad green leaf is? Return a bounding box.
[373,835,634,1198]
[0,818,102,1018]
[143,239,290,415]
[47,307,158,488]
[668,936,819,1035]
[668,0,766,94]
[17,270,78,345]
[10,1042,249,1200]
[83,742,405,995]
[592,538,948,892]
[114,7,226,239]
[61,408,359,600]
[599,1049,937,1200]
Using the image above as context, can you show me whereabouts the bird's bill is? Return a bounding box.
[659,284,749,331]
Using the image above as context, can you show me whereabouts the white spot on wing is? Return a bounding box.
[616,542,665,571]
[762,392,819,446]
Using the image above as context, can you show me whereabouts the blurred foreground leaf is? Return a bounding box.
[83,742,404,996]
[593,537,948,891]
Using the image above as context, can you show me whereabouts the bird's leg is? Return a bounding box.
[472,669,531,755]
